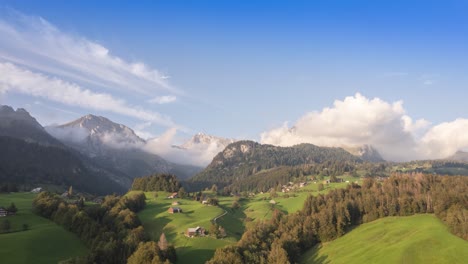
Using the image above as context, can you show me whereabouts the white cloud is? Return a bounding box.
[143,128,228,166]
[0,9,180,97]
[0,62,175,127]
[261,93,438,161]
[149,95,177,104]
[420,119,468,159]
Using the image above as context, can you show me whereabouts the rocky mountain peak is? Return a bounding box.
[180,132,235,149]
[342,144,384,162]
[0,105,42,127]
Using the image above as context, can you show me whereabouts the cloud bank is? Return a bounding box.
[144,128,228,167]
[0,9,179,96]
[261,93,468,161]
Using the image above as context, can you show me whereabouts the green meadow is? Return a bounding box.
[137,176,362,263]
[136,191,235,264]
[300,214,468,264]
[0,192,87,264]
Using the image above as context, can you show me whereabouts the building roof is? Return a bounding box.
[187,226,201,233]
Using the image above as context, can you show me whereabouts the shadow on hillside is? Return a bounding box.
[144,215,172,240]
[217,204,247,240]
[176,246,216,264]
[304,245,330,264]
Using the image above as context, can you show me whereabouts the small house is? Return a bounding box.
[323,179,331,184]
[31,187,42,193]
[185,226,205,237]
[168,207,182,214]
[0,208,7,217]
[93,197,103,204]
[168,192,178,199]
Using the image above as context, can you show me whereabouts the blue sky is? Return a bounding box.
[1,0,468,161]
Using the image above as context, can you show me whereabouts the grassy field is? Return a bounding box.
[300,214,468,264]
[0,192,87,264]
[138,176,361,263]
[137,191,235,264]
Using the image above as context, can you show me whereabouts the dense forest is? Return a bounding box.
[207,174,468,264]
[32,192,176,264]
[189,140,362,191]
[131,174,181,192]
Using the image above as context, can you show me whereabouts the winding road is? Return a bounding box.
[211,209,228,224]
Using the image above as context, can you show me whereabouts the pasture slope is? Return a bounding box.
[137,176,362,263]
[0,192,87,264]
[300,214,468,264]
[136,191,234,264]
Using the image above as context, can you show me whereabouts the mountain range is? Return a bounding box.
[3,104,467,195]
[46,114,202,183]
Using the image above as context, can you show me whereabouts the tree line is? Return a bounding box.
[131,174,181,192]
[207,173,468,264]
[32,191,176,263]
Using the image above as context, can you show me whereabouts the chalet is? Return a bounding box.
[0,208,7,217]
[172,201,180,206]
[167,192,178,199]
[93,197,104,204]
[168,207,182,214]
[185,226,205,237]
[31,187,42,193]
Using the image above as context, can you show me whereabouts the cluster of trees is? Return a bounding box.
[131,174,181,192]
[0,183,19,193]
[208,174,468,264]
[32,191,176,263]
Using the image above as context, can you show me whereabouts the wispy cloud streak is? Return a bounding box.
[0,62,175,127]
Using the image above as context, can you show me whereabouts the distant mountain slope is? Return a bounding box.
[0,136,126,194]
[447,151,468,162]
[0,106,128,194]
[189,140,361,189]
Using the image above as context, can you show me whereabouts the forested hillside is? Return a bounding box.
[0,136,126,194]
[207,174,468,264]
[189,141,361,190]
